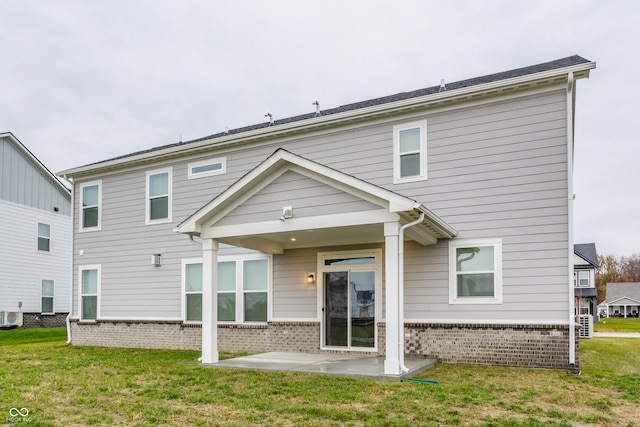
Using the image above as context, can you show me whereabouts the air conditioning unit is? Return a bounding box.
[578,314,593,339]
[0,311,23,328]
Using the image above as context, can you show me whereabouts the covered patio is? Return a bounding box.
[177,149,456,377]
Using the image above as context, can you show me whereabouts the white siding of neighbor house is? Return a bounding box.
[71,88,570,323]
[0,199,71,313]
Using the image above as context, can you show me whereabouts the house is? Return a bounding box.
[602,283,640,317]
[574,243,599,319]
[0,132,71,328]
[59,55,595,374]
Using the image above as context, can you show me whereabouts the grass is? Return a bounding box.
[1,328,639,426]
[595,317,640,333]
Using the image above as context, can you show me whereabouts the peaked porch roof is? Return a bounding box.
[176,149,456,253]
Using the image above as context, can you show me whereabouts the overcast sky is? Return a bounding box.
[1,0,638,257]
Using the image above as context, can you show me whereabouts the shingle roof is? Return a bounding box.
[605,283,640,303]
[71,55,592,170]
[574,243,599,267]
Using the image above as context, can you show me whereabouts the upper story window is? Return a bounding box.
[188,157,226,179]
[575,270,591,287]
[393,120,427,184]
[41,279,54,314]
[80,181,101,231]
[449,238,503,304]
[146,168,172,224]
[37,222,51,252]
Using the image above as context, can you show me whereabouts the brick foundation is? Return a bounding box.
[405,323,580,370]
[22,313,68,328]
[69,320,579,369]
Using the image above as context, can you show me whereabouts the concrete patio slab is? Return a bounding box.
[207,352,436,382]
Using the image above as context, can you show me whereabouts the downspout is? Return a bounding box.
[398,212,425,372]
[64,175,74,344]
[566,72,576,366]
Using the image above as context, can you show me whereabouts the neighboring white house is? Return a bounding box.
[601,283,640,318]
[59,56,595,374]
[0,132,72,327]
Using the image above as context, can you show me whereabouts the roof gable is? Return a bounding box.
[177,149,456,250]
[574,243,598,267]
[605,282,640,303]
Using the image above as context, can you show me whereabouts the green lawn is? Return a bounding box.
[1,328,639,426]
[595,317,640,333]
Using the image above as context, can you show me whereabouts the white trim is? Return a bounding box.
[79,180,102,232]
[87,316,185,322]
[145,167,173,225]
[393,120,427,184]
[449,238,503,305]
[317,248,382,353]
[78,265,101,321]
[188,157,226,179]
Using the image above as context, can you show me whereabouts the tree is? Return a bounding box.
[595,254,621,304]
[620,253,640,282]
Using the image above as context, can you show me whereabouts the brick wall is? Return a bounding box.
[69,320,579,370]
[404,323,580,370]
[23,313,68,328]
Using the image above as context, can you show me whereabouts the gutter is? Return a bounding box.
[398,212,425,372]
[64,175,74,345]
[566,72,576,366]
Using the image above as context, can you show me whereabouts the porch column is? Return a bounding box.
[384,221,401,375]
[201,238,219,364]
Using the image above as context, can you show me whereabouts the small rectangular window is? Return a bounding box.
[185,262,203,322]
[188,157,226,179]
[42,279,54,314]
[80,181,101,231]
[146,168,172,224]
[393,120,427,184]
[37,223,51,252]
[449,239,502,304]
[218,261,237,322]
[243,259,268,322]
[80,267,99,320]
[577,271,590,287]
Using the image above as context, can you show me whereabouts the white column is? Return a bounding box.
[384,221,401,375]
[201,239,219,364]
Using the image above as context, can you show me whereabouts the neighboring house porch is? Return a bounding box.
[602,283,640,318]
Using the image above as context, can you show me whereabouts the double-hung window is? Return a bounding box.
[575,271,590,287]
[393,120,427,183]
[146,168,172,224]
[182,255,270,323]
[79,266,100,321]
[184,261,203,322]
[80,181,101,231]
[37,222,51,252]
[449,239,502,304]
[41,279,54,314]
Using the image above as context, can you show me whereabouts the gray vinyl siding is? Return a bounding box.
[217,171,382,226]
[0,136,70,215]
[71,89,570,323]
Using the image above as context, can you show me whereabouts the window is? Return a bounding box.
[393,120,427,183]
[80,181,101,230]
[146,168,172,224]
[184,262,203,322]
[37,222,51,252]
[79,266,100,320]
[182,255,270,323]
[42,280,54,314]
[188,157,226,179]
[575,270,590,287]
[449,239,502,304]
